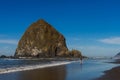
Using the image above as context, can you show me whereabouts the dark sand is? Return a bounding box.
[0,65,66,80]
[95,59,120,80]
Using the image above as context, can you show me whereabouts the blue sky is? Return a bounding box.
[0,0,120,57]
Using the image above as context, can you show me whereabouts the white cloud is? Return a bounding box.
[99,37,120,44]
[0,39,18,45]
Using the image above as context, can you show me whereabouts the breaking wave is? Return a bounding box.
[0,61,72,74]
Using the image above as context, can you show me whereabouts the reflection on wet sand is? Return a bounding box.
[0,65,66,80]
[96,66,120,80]
[19,65,66,80]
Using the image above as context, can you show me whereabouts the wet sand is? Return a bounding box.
[0,59,118,80]
[95,59,120,80]
[0,65,66,80]
[96,66,120,80]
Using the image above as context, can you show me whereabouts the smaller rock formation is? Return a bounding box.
[0,55,7,58]
[66,49,82,58]
[114,52,120,59]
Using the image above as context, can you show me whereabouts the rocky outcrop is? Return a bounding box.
[15,19,82,58]
[114,52,120,59]
[69,50,82,58]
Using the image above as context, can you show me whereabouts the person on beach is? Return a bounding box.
[80,56,83,64]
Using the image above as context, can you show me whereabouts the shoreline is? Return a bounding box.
[95,66,120,80]
[95,59,120,80]
[0,57,81,61]
[0,64,67,80]
[0,60,77,75]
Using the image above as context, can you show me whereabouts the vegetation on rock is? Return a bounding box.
[15,19,83,59]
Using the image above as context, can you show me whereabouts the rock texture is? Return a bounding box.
[15,19,82,58]
[114,52,120,59]
[15,19,69,57]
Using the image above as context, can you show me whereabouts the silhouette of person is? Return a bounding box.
[80,56,83,64]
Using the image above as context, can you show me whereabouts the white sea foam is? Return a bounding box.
[0,61,73,74]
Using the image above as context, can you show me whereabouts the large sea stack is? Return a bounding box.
[15,19,82,58]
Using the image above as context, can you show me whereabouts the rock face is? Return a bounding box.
[114,52,120,59]
[15,19,69,57]
[15,19,82,58]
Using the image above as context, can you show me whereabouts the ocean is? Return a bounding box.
[0,59,119,80]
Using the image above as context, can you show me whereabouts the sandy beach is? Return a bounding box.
[96,66,120,80]
[0,59,119,80]
[0,65,66,80]
[95,59,120,80]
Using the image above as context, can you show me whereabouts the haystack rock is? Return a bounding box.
[15,19,69,58]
